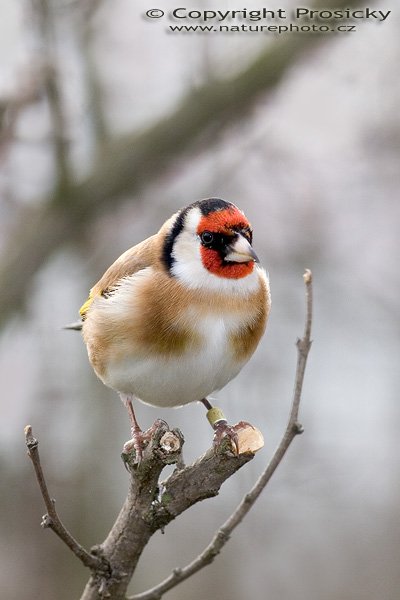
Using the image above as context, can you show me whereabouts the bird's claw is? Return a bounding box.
[123,430,146,463]
[123,419,169,463]
[213,421,240,455]
[212,420,256,455]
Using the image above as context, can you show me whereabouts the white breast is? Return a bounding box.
[105,310,247,408]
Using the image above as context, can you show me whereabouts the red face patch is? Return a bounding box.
[197,206,249,236]
[198,207,255,280]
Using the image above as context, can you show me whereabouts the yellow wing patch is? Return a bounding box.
[79,293,95,319]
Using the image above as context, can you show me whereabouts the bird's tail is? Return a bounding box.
[63,320,83,331]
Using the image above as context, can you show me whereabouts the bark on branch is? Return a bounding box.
[25,270,313,600]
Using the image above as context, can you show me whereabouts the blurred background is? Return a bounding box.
[1,0,399,598]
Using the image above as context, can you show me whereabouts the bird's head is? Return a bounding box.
[162,198,260,292]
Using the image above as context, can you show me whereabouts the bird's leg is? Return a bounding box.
[200,398,239,454]
[120,394,168,462]
[120,393,146,462]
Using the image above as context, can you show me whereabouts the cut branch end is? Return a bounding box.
[303,268,312,284]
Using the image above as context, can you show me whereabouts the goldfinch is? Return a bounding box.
[78,198,271,459]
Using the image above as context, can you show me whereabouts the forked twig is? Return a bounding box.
[24,425,104,572]
[128,269,313,600]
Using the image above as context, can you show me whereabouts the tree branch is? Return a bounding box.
[79,421,255,600]
[128,270,313,600]
[25,271,313,599]
[24,425,106,573]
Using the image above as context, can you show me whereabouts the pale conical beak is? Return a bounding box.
[225,234,259,264]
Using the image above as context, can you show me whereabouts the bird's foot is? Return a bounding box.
[203,401,264,456]
[123,419,168,463]
[205,404,240,455]
[123,429,147,463]
[213,420,256,455]
[213,420,240,454]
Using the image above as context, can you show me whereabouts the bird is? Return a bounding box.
[76,198,271,460]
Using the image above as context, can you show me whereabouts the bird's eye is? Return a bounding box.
[200,231,214,245]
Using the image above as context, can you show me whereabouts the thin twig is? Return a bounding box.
[128,269,313,600]
[24,425,104,572]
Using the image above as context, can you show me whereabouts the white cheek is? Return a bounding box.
[171,229,201,267]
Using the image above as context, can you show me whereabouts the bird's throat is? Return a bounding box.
[200,247,254,279]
